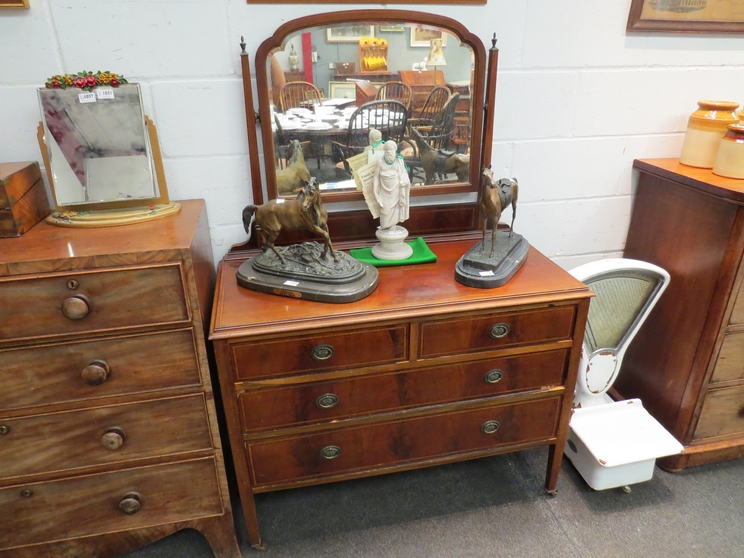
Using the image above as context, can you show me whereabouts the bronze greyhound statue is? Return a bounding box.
[479,167,518,258]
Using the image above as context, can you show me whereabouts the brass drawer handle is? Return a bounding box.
[316,393,339,409]
[484,369,504,384]
[119,492,142,515]
[82,360,110,386]
[0,425,9,435]
[489,323,510,339]
[61,294,92,321]
[320,445,341,460]
[20,489,33,498]
[312,344,335,361]
[101,427,126,451]
[481,420,501,434]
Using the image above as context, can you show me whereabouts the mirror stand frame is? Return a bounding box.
[228,11,499,258]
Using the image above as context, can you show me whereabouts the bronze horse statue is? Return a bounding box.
[479,167,518,258]
[409,127,470,184]
[242,178,337,264]
[276,139,311,196]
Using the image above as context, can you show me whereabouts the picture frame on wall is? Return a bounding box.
[627,0,744,33]
[0,0,29,8]
[326,25,375,43]
[379,24,405,33]
[410,26,448,47]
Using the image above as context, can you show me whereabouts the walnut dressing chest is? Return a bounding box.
[210,240,591,548]
[0,200,239,557]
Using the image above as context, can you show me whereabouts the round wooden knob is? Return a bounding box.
[118,492,142,515]
[101,427,126,451]
[61,295,91,320]
[81,360,110,386]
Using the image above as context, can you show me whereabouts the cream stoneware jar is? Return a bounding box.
[680,100,740,168]
[712,124,744,179]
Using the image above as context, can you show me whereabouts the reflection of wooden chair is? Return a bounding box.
[375,82,413,113]
[408,86,450,130]
[331,100,408,174]
[279,81,322,112]
[412,92,459,151]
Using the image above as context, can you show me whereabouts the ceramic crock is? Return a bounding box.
[679,100,740,168]
[712,124,744,179]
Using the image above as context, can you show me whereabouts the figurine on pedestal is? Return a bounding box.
[455,167,529,288]
[362,140,412,260]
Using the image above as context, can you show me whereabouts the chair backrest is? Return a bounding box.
[413,92,459,151]
[375,82,413,113]
[279,81,322,112]
[570,258,670,363]
[416,86,450,125]
[343,99,408,154]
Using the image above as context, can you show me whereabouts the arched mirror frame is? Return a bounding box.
[255,10,488,204]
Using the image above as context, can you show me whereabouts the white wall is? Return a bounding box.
[2,1,743,269]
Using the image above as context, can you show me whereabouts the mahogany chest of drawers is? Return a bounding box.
[0,200,239,557]
[210,240,591,548]
[619,159,744,471]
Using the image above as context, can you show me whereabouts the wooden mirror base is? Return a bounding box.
[45,202,181,228]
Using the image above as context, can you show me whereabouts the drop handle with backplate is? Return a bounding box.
[312,344,335,361]
[101,427,126,450]
[489,323,510,339]
[118,492,142,515]
[61,294,92,320]
[481,420,500,434]
[82,360,110,386]
[316,393,339,409]
[320,445,341,460]
[484,369,504,384]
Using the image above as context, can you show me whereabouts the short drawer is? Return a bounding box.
[729,281,744,325]
[0,264,189,341]
[239,349,568,432]
[0,329,201,411]
[247,396,560,487]
[418,306,575,358]
[232,324,408,380]
[0,395,212,481]
[0,457,223,551]
[694,385,744,440]
[711,332,744,383]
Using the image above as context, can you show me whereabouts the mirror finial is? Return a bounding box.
[240,36,246,55]
[490,33,498,50]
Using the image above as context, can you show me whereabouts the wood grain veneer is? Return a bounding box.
[0,200,239,557]
[618,159,744,471]
[211,239,591,547]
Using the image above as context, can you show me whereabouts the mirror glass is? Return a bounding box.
[266,22,475,197]
[38,84,159,207]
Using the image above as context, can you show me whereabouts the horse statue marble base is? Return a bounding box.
[455,229,529,289]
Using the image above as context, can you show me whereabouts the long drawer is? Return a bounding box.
[0,457,223,551]
[695,385,744,440]
[247,396,561,487]
[0,329,201,411]
[0,264,189,341]
[418,306,575,358]
[232,324,408,380]
[239,349,568,432]
[0,395,212,481]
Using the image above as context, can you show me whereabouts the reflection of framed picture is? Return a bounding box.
[329,81,357,99]
[410,27,448,47]
[0,0,29,7]
[379,24,405,33]
[628,0,744,33]
[326,25,375,43]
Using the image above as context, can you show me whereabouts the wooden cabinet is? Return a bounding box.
[399,70,446,112]
[210,240,591,548]
[619,159,744,471]
[0,200,239,557]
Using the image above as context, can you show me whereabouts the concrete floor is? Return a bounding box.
[125,447,744,557]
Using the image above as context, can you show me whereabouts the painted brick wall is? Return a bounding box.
[1,1,743,269]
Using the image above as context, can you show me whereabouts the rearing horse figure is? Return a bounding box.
[479,166,518,258]
[242,178,337,264]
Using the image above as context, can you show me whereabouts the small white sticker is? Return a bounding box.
[479,270,495,277]
[276,198,285,204]
[283,280,300,286]
[78,92,96,104]
[96,88,115,100]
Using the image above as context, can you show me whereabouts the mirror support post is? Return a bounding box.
[241,37,264,206]
[481,34,499,172]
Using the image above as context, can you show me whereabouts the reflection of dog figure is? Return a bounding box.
[410,127,470,184]
[277,140,311,196]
